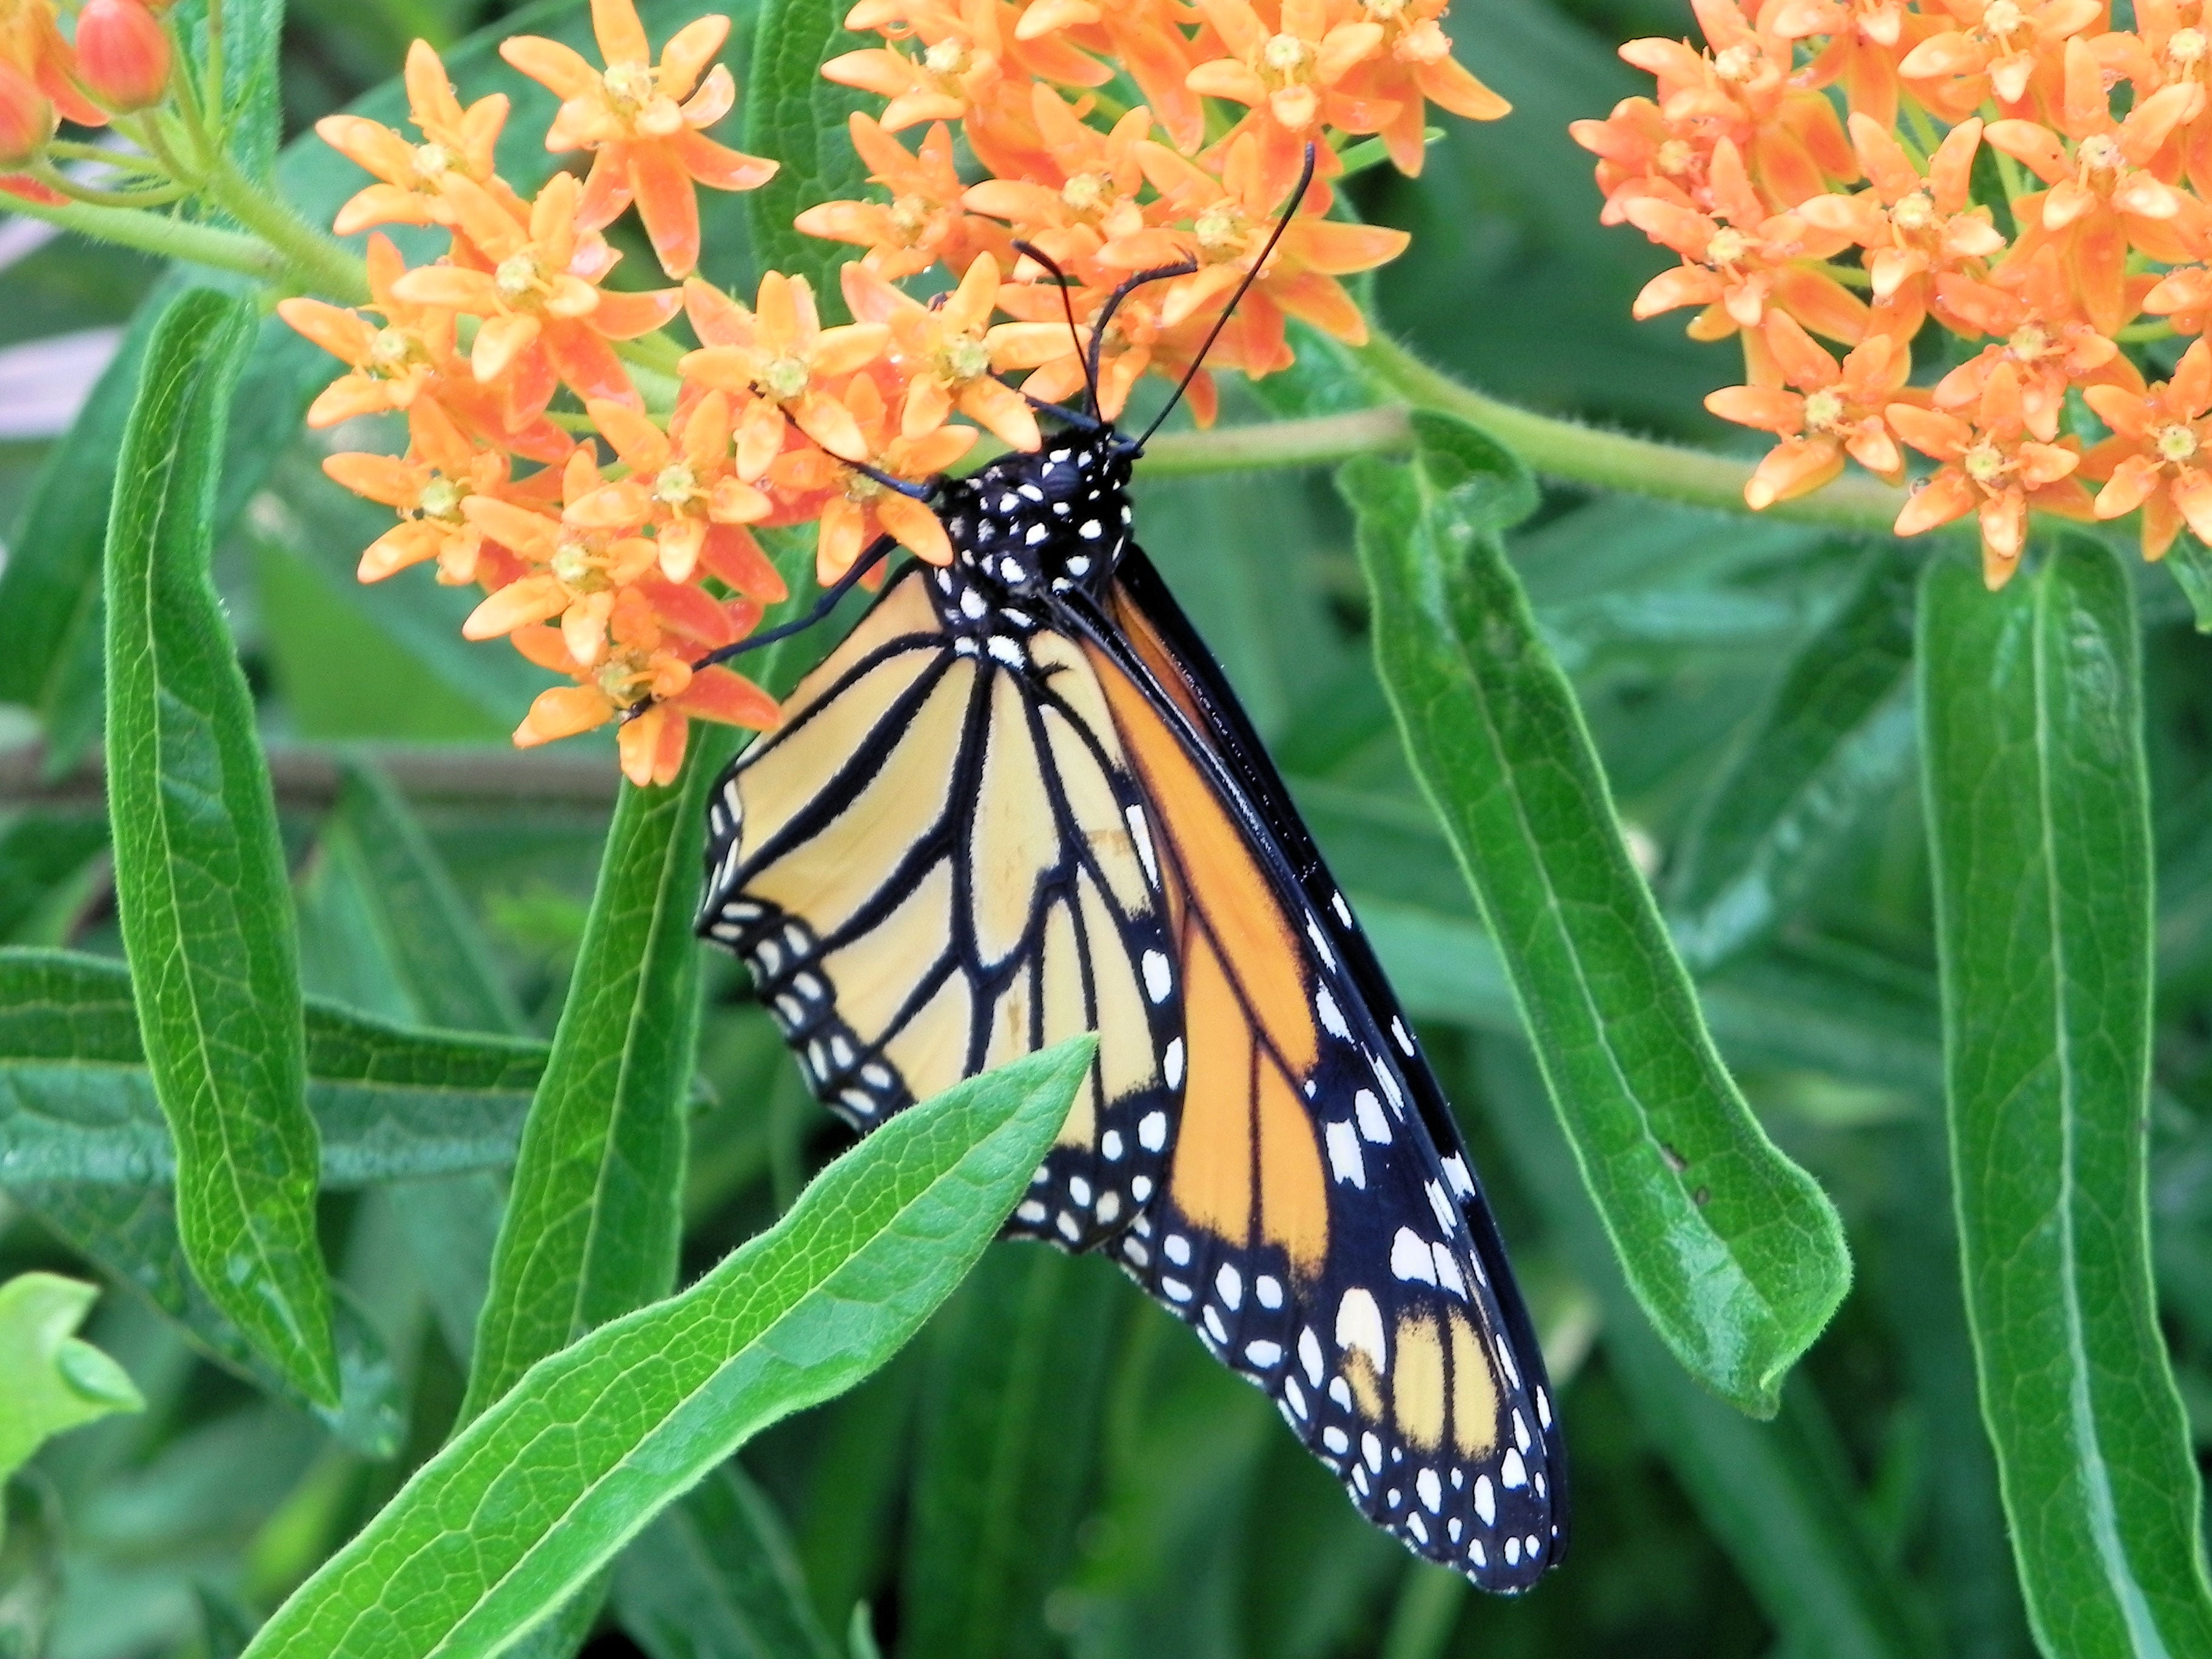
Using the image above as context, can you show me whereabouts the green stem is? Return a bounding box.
[0,194,291,283]
[1139,406,1413,475]
[1359,334,1911,535]
[200,149,368,301]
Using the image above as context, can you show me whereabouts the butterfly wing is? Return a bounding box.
[1067,548,1565,1591]
[695,566,1182,1250]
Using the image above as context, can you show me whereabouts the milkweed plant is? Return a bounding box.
[0,0,2210,1652]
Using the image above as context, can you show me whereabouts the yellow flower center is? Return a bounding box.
[943,335,991,382]
[602,61,656,110]
[762,354,811,400]
[495,251,545,304]
[1195,204,1246,257]
[1656,138,1695,176]
[412,142,452,183]
[1263,32,1314,76]
[1963,440,2009,484]
[1803,389,1846,431]
[2172,26,2208,63]
[1891,190,1936,232]
[845,468,886,503]
[2157,421,2200,461]
[890,193,931,238]
[551,537,600,586]
[654,461,699,508]
[923,36,972,76]
[1705,226,1749,265]
[368,326,414,371]
[1712,42,1761,81]
[1061,172,1106,212]
[1981,0,2023,38]
[418,475,464,518]
[2077,132,2123,175]
[597,653,649,702]
[2008,321,2051,360]
[1362,0,1406,21]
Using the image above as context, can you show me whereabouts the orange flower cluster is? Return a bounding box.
[1575,0,2212,586]
[0,0,173,195]
[293,0,1504,779]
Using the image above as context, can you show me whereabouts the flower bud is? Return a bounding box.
[76,0,172,113]
[0,59,55,166]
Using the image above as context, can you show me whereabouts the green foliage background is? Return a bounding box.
[2,0,2211,1655]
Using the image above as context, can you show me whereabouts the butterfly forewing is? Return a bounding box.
[699,567,1181,1248]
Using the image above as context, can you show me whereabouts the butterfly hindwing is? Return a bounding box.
[698,566,1181,1249]
[1067,554,1564,1590]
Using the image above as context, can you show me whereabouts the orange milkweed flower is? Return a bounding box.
[1766,0,1929,129]
[566,393,779,584]
[1706,313,1914,507]
[795,115,1011,279]
[765,372,977,581]
[1796,115,2004,341]
[1185,0,1386,201]
[461,446,663,667]
[1333,0,1510,178]
[1983,38,2204,337]
[322,400,530,585]
[501,0,777,278]
[679,271,893,471]
[1888,360,2095,587]
[1623,138,1865,346]
[961,90,1152,277]
[1002,0,1208,151]
[1570,96,1724,226]
[1,0,106,129]
[389,171,681,410]
[315,42,513,236]
[843,252,1070,450]
[2080,339,2212,559]
[2120,0,2212,201]
[1898,0,2103,120]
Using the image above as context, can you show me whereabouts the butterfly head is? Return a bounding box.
[938,435,1134,606]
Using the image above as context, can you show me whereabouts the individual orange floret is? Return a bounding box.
[763,374,976,581]
[1143,137,1407,335]
[962,90,1152,277]
[1899,0,2103,119]
[1570,96,1724,226]
[1333,0,1510,177]
[568,393,778,583]
[2079,340,2212,559]
[1797,115,2004,341]
[390,172,681,411]
[1706,312,1914,508]
[512,582,779,786]
[461,446,665,668]
[1983,38,2204,337]
[1003,0,1208,151]
[321,401,541,586]
[1008,276,1267,424]
[1623,138,1865,346]
[1889,360,2095,588]
[1933,248,2131,442]
[795,115,1011,279]
[1185,0,1382,200]
[315,42,514,236]
[2121,0,2212,201]
[1766,0,1931,129]
[826,0,1108,137]
[501,0,777,278]
[679,271,893,471]
[843,253,1070,450]
[1616,0,1857,212]
[0,0,106,129]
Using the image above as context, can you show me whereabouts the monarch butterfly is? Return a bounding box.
[686,152,1565,1590]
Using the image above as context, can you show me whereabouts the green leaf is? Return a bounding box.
[240,1037,1094,1659]
[17,1184,403,1456]
[742,0,871,320]
[614,1463,840,1659]
[0,947,546,1187]
[1475,1041,1934,1659]
[2160,533,2212,633]
[0,814,108,946]
[102,287,338,1407]
[0,1472,65,1659]
[0,1273,144,1483]
[1341,409,1851,1416]
[899,1244,1120,1659]
[1917,535,2212,1657]
[1667,538,1919,971]
[462,728,738,1421]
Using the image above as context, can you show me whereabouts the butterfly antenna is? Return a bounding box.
[683,532,902,677]
[1136,142,1318,451]
[1087,259,1199,409]
[1013,239,1097,415]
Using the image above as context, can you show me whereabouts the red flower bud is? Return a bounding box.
[0,59,54,166]
[76,0,171,113]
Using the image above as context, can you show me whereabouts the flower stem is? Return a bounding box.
[1359,334,1911,535]
[0,193,292,282]
[1139,405,1413,475]
[200,150,368,301]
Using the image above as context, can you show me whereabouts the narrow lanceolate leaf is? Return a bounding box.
[1341,411,1851,1416]
[0,1273,143,1483]
[241,1040,1093,1659]
[614,1464,840,1659]
[1667,538,1919,972]
[0,948,545,1188]
[1919,536,2212,1658]
[742,0,873,317]
[102,288,338,1407]
[462,728,740,1421]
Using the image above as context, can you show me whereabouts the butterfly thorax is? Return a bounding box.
[932,432,1136,638]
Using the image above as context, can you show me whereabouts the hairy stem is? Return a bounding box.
[201,150,369,301]
[0,194,292,282]
[1139,405,1413,475]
